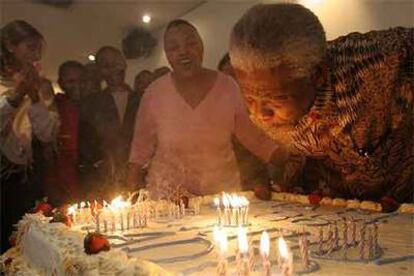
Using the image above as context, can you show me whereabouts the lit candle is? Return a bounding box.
[180,199,186,217]
[222,194,230,226]
[126,209,130,230]
[260,231,271,276]
[67,205,77,225]
[103,201,109,232]
[80,201,86,224]
[241,196,249,225]
[237,227,250,276]
[213,225,222,259]
[232,195,239,226]
[216,229,228,276]
[86,201,92,223]
[278,237,293,276]
[214,197,222,226]
[95,211,101,233]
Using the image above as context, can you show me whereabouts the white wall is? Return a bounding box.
[127,0,413,84]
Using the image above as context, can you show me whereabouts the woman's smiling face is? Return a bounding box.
[164,24,203,78]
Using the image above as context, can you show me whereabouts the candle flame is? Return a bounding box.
[222,194,229,208]
[219,192,249,209]
[219,231,228,254]
[67,205,75,215]
[80,201,86,208]
[110,195,130,210]
[238,227,249,254]
[214,197,220,207]
[213,226,221,244]
[260,231,270,257]
[240,196,249,207]
[278,237,289,259]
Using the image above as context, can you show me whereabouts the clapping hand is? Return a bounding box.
[15,65,41,103]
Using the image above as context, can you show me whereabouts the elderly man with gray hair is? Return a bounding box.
[229,3,413,207]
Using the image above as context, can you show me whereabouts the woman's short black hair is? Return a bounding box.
[165,19,197,33]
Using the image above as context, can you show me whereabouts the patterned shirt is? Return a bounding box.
[286,27,413,202]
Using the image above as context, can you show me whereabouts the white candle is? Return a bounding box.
[96,212,101,233]
[278,237,293,276]
[213,226,221,243]
[80,202,86,224]
[216,229,228,276]
[242,197,249,225]
[67,205,77,225]
[222,193,230,225]
[260,231,271,276]
[179,199,185,217]
[127,210,131,230]
[86,201,92,223]
[120,210,125,231]
[237,227,250,276]
[214,197,222,226]
[111,211,116,232]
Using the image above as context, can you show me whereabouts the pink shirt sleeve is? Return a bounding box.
[129,89,157,166]
[230,78,279,162]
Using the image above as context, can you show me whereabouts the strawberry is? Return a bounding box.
[308,193,322,205]
[4,257,13,267]
[32,198,53,216]
[380,196,399,213]
[254,186,271,201]
[84,232,110,255]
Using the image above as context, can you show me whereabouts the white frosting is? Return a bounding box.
[21,224,63,275]
[1,214,171,276]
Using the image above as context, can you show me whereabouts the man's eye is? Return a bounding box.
[166,45,178,52]
[273,95,289,101]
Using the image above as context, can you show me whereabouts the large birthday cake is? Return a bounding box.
[1,191,414,275]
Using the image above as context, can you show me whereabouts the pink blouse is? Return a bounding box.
[129,72,277,199]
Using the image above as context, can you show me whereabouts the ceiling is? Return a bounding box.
[0,0,206,79]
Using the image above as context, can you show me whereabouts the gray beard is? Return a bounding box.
[250,116,296,147]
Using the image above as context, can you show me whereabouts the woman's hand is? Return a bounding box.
[15,65,41,103]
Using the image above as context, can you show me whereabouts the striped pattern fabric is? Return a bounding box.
[286,27,413,201]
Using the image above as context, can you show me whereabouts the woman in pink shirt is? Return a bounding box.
[127,20,286,200]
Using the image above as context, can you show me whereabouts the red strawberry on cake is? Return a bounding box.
[84,232,111,255]
[308,193,322,205]
[32,198,53,216]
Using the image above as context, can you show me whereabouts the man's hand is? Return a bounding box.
[269,144,290,166]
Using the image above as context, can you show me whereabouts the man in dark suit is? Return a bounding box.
[79,46,141,198]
